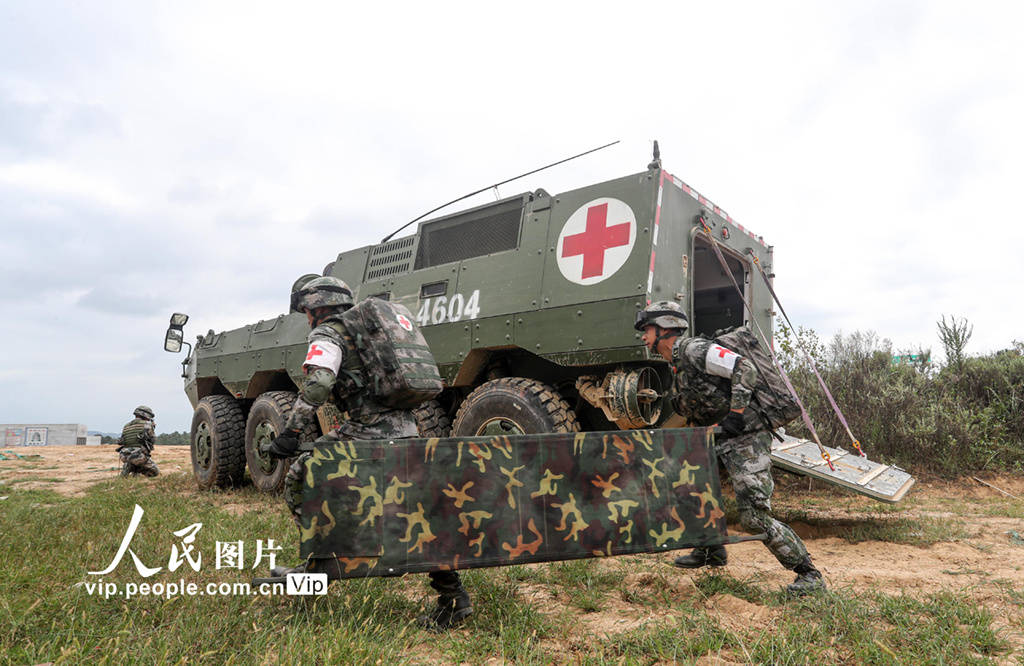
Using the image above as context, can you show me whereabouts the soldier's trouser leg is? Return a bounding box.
[284,451,313,528]
[418,570,472,631]
[719,431,809,570]
[139,455,159,477]
[120,448,157,477]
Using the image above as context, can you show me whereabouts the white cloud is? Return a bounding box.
[0,1,1021,432]
[0,162,135,209]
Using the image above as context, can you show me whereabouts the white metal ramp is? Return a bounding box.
[770,434,915,503]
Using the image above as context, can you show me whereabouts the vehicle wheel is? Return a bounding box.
[243,391,302,493]
[191,395,246,490]
[414,399,452,438]
[452,377,580,436]
[243,391,320,493]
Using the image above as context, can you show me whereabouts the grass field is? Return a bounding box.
[1,450,1023,664]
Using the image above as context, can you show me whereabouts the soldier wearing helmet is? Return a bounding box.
[265,276,473,630]
[117,405,159,477]
[269,276,420,451]
[635,301,825,596]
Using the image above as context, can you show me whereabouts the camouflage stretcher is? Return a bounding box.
[292,427,744,578]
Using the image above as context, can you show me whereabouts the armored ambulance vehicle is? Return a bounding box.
[165,155,775,491]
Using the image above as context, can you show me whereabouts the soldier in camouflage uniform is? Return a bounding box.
[264,276,473,630]
[635,302,825,595]
[117,405,159,477]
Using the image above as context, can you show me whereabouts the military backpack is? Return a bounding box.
[339,298,443,408]
[712,326,801,430]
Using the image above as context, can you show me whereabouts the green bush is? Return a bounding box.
[774,327,1024,476]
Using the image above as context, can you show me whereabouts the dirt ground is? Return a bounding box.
[3,445,1023,659]
[0,444,192,496]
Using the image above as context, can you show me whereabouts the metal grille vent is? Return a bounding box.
[414,196,524,269]
[366,236,416,280]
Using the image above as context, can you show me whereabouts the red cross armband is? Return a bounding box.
[303,339,342,374]
[705,344,740,379]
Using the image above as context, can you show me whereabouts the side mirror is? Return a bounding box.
[164,328,184,353]
[164,312,192,359]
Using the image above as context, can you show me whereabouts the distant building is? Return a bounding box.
[2,424,101,446]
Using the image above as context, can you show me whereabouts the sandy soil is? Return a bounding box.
[0,444,192,496]
[2,445,1022,660]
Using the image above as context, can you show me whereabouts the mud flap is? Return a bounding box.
[770,433,915,503]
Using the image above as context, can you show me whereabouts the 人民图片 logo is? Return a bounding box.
[87,504,282,577]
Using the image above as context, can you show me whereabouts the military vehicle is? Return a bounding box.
[162,153,773,490]
[164,150,912,502]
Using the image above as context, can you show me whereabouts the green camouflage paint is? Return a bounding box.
[295,427,727,577]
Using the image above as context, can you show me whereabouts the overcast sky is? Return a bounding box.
[1,1,1021,433]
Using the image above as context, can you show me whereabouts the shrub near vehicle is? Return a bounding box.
[164,152,775,490]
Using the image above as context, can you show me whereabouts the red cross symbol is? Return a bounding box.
[713,345,734,359]
[561,203,631,279]
[396,314,413,331]
[305,344,324,362]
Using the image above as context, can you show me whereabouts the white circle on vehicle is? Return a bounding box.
[556,197,637,285]
[396,313,413,331]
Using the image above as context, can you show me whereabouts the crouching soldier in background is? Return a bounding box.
[117,405,159,477]
[635,302,825,596]
[264,276,473,631]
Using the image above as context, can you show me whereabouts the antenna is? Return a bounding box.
[648,140,661,169]
[380,140,620,244]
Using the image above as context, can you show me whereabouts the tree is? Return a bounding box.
[937,315,972,371]
[155,431,188,446]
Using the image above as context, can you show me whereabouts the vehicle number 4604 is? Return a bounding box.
[416,290,481,326]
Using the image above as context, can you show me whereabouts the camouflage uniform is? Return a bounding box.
[670,336,809,569]
[282,312,418,522]
[117,417,159,477]
[273,281,468,627]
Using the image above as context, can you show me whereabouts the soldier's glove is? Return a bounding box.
[719,411,746,438]
[265,431,300,459]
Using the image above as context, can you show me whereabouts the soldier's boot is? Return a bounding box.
[786,557,826,596]
[417,572,473,631]
[269,558,342,581]
[673,545,728,569]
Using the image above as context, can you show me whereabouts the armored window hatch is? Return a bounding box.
[414,194,526,269]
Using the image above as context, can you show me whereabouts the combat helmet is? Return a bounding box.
[134,405,155,420]
[634,301,689,333]
[289,274,322,313]
[291,276,354,314]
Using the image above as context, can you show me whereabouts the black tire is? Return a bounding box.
[244,391,302,493]
[414,399,452,438]
[452,377,580,436]
[191,395,246,490]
